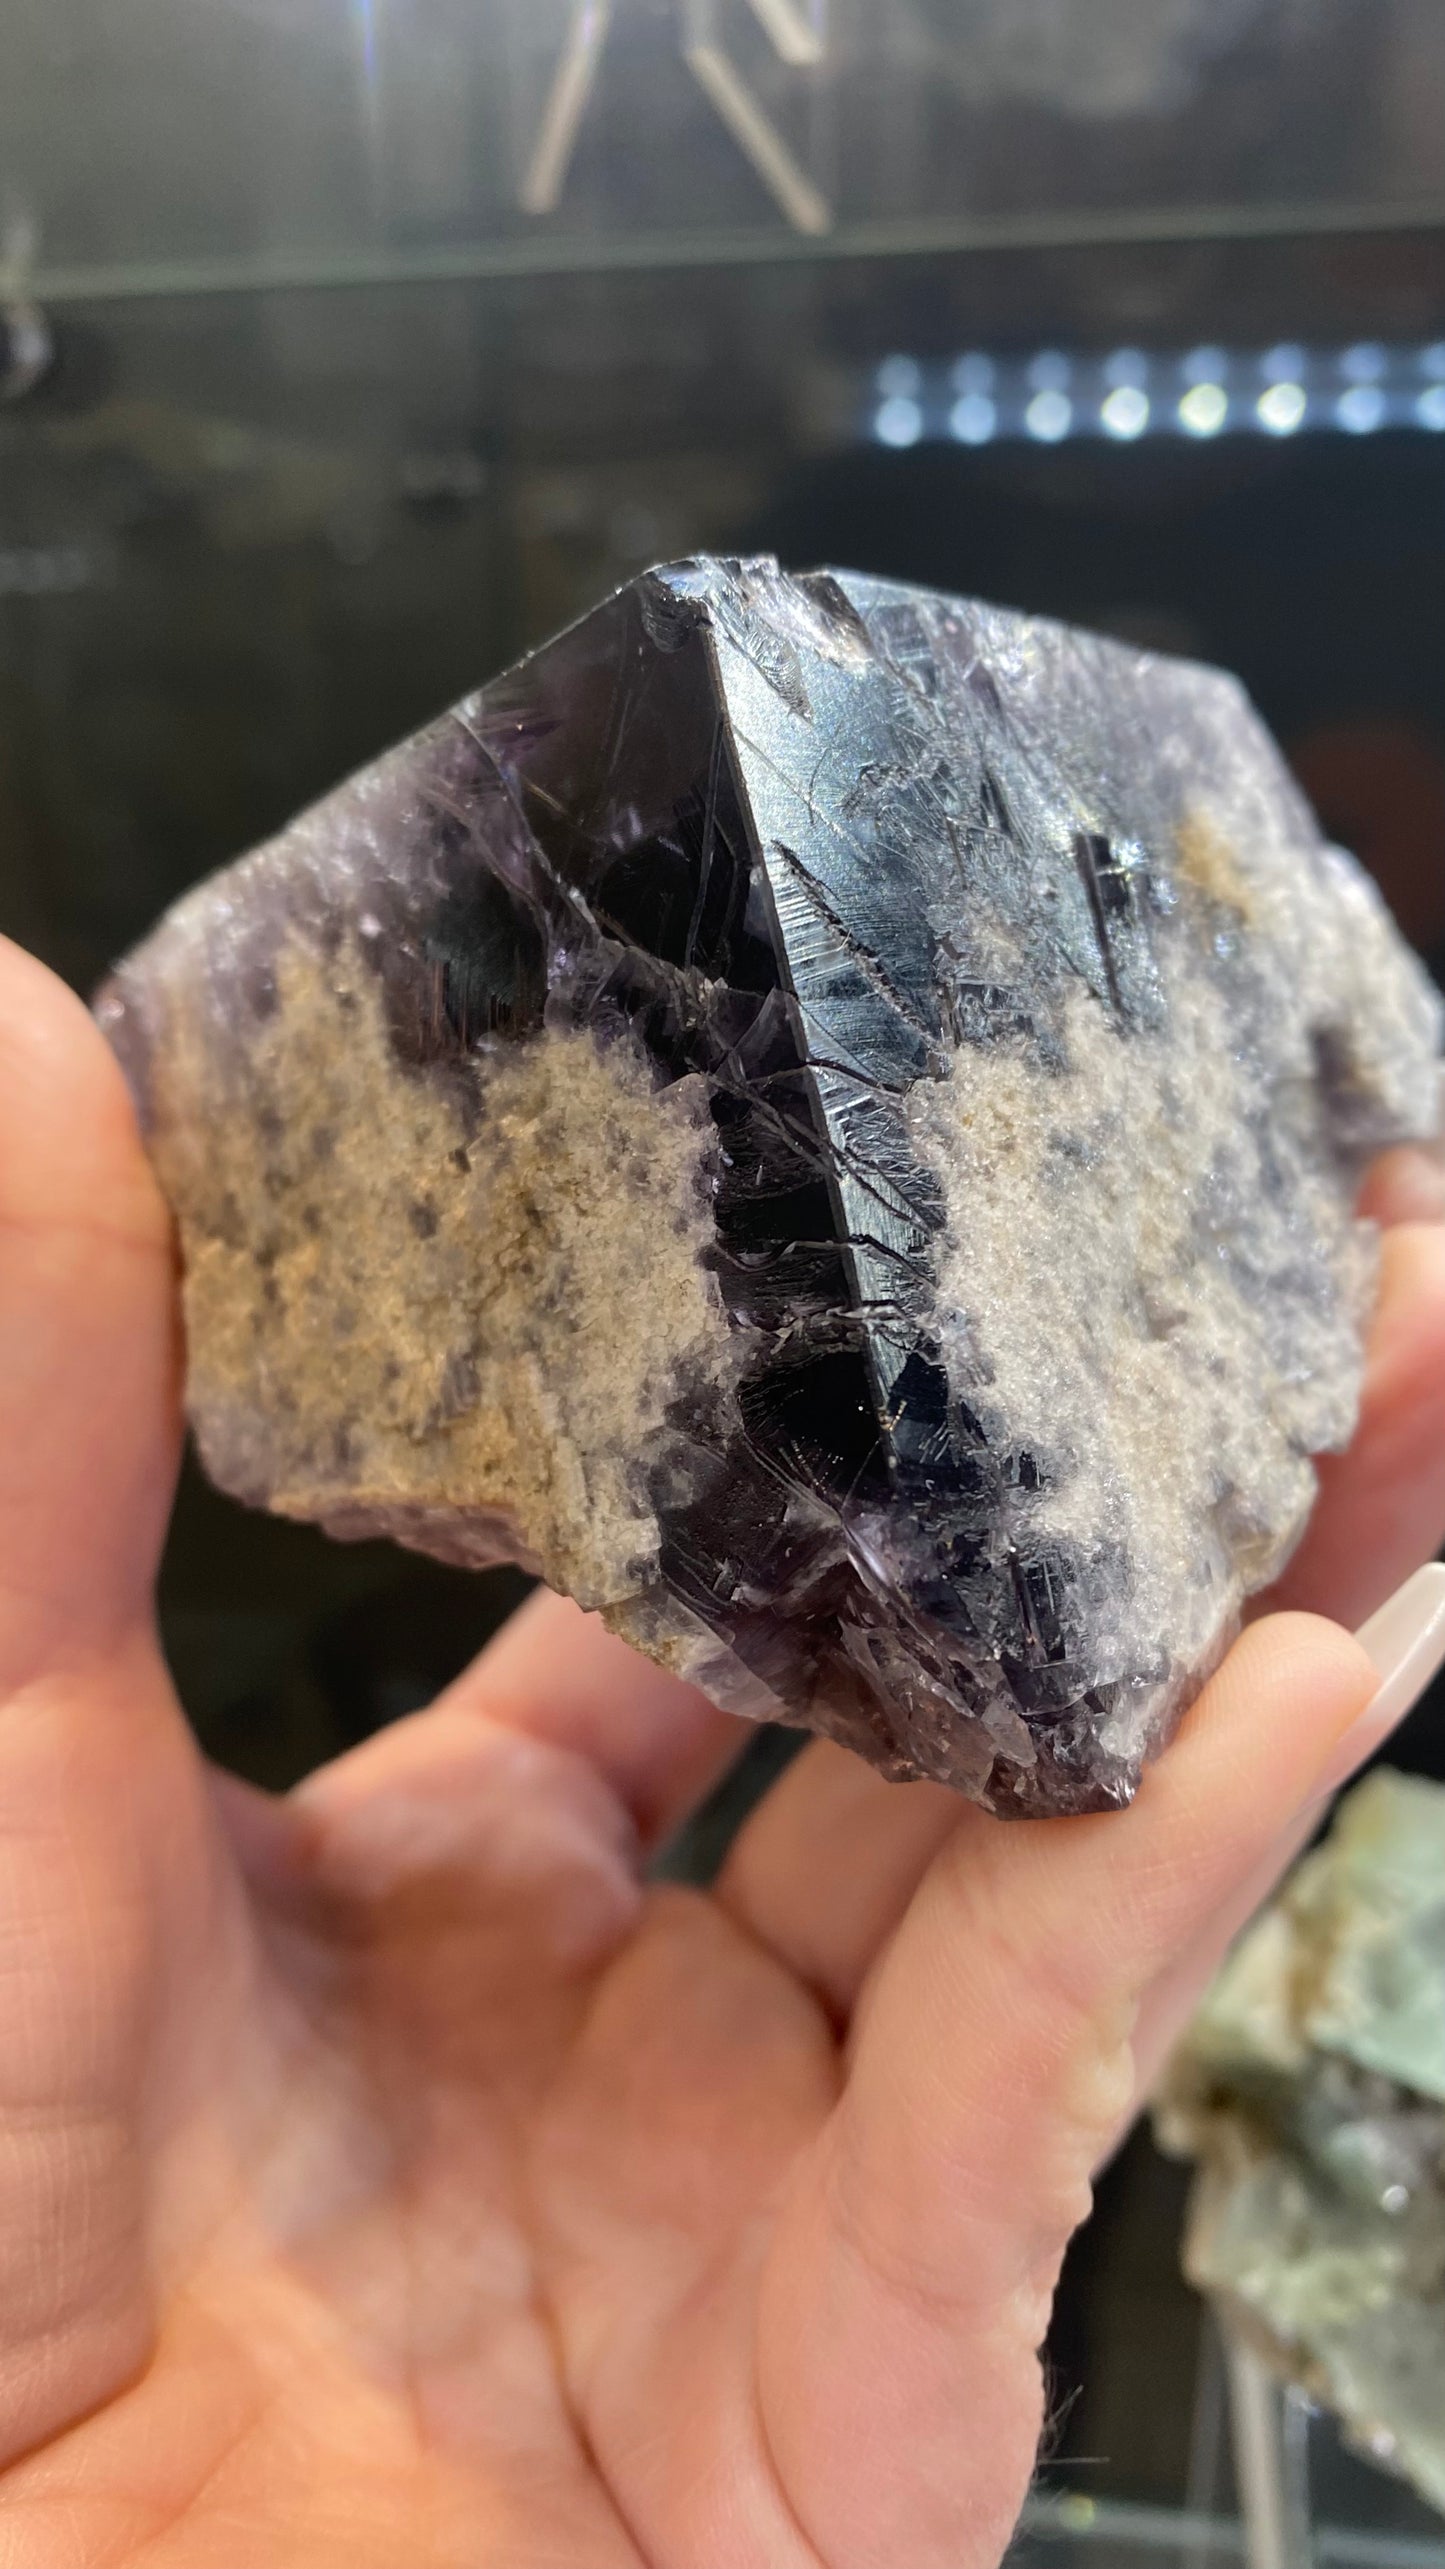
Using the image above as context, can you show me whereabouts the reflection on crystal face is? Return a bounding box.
[98,558,1443,1813]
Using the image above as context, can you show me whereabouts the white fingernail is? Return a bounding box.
[1357,1561,1445,1703]
[1319,1562,1445,1798]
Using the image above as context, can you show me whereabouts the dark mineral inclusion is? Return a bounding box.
[100,559,1443,1814]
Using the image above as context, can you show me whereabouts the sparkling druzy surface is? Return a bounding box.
[1158,1771,1445,2513]
[99,559,1443,1813]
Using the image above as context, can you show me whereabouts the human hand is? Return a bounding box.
[2,935,1444,2569]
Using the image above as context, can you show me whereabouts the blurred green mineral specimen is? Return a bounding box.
[1158,1768,1445,2514]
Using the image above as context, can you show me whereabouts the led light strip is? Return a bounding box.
[868,342,1445,448]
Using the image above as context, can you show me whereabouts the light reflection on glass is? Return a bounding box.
[1336,384,1385,433]
[1178,381,1228,436]
[1257,380,1307,435]
[874,394,923,447]
[1025,387,1071,441]
[856,342,1445,449]
[353,0,379,99]
[1100,384,1149,439]
[949,392,996,445]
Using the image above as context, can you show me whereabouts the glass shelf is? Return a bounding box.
[5,0,1445,305]
[1012,2496,1445,2567]
[1008,2321,1445,2569]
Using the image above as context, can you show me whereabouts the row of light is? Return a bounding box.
[869,343,1445,449]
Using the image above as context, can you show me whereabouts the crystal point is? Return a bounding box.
[99,560,1443,1812]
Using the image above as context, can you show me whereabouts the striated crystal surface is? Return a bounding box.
[98,558,1443,1813]
[1158,1770,1445,2513]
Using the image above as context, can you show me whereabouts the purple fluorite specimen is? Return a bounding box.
[100,559,1442,1812]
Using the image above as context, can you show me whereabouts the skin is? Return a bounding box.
[0,933,1444,2569]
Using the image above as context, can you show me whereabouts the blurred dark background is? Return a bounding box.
[3,1,1445,2549]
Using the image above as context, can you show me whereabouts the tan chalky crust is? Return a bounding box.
[145,936,737,1618]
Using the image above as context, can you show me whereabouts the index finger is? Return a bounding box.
[432,1586,747,1846]
[754,1613,1379,2569]
[1265,1221,1445,1630]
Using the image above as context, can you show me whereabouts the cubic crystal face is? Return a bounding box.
[1158,1771,1445,2513]
[99,559,1443,1813]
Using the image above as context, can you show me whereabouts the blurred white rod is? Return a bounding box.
[520,0,612,216]
[745,0,824,67]
[683,41,831,233]
[1225,2334,1305,2569]
[0,203,38,301]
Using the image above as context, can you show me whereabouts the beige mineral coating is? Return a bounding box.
[1172,803,1259,919]
[911,954,1370,1742]
[907,789,1420,1759]
[139,930,738,1617]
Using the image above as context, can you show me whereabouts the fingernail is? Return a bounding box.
[1317,1562,1445,1799]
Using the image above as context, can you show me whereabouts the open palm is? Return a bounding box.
[2,936,1444,2569]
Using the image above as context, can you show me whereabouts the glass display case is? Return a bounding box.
[1013,2324,1445,2566]
[2,8,1443,2558]
[7,0,1445,300]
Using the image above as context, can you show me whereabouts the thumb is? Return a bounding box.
[0,938,180,1692]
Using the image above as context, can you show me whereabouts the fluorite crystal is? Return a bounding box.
[1158,1770,1445,2513]
[98,558,1442,1813]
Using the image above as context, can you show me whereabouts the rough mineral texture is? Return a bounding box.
[1158,1770,1445,2513]
[98,558,1443,1813]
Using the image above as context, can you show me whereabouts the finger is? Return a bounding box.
[0,939,180,1691]
[1266,1222,1445,1629]
[1124,1801,1322,2110]
[755,1615,1378,2569]
[429,1587,748,1845]
[1103,1224,1445,2106]
[717,1745,959,2019]
[725,1213,1445,2020]
[1127,1558,1445,2103]
[1359,1141,1445,1228]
